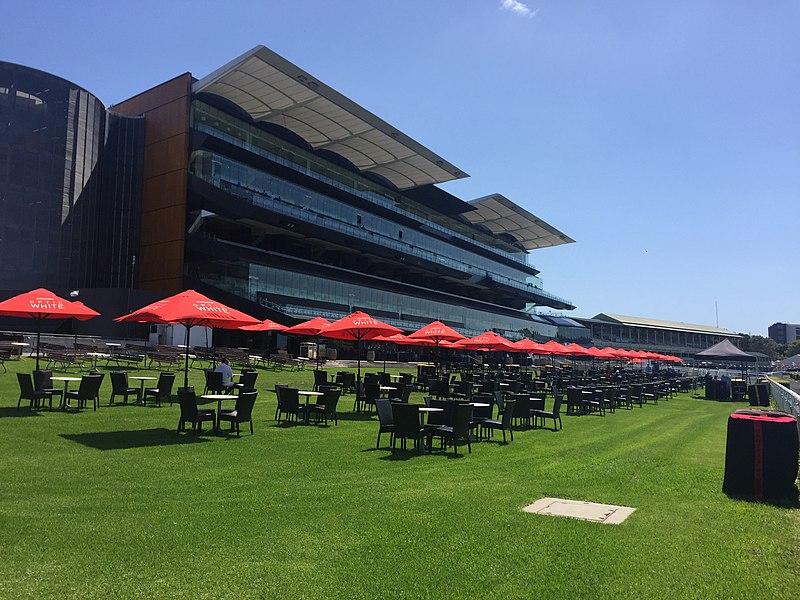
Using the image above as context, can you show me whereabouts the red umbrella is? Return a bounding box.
[457,331,516,351]
[540,339,571,356]
[0,288,100,370]
[115,289,259,388]
[239,318,287,332]
[407,321,464,344]
[283,317,332,370]
[283,317,331,337]
[320,311,402,381]
[407,321,465,373]
[511,338,545,353]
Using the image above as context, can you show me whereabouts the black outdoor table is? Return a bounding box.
[722,410,799,501]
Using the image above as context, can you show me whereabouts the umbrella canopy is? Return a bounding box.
[511,338,546,353]
[457,331,516,352]
[115,289,259,388]
[0,288,100,370]
[539,339,571,355]
[407,321,465,373]
[407,321,465,344]
[561,343,594,357]
[283,316,331,337]
[320,312,402,380]
[239,318,287,332]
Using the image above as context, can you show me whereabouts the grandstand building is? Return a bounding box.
[575,313,741,358]
[1,47,574,340]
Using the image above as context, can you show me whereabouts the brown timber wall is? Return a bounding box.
[111,73,192,295]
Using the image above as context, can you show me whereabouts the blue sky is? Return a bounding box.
[6,1,799,335]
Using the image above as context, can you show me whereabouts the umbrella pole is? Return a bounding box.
[183,325,191,390]
[35,319,42,371]
[357,338,362,382]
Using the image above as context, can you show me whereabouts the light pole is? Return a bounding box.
[70,290,79,352]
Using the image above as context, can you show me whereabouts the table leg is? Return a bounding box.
[58,382,70,411]
[304,397,310,425]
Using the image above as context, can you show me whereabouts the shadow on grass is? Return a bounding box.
[334,411,377,423]
[0,406,46,418]
[724,491,800,509]
[61,428,213,450]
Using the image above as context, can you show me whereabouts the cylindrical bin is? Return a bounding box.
[747,384,770,407]
[366,349,376,362]
[722,410,799,500]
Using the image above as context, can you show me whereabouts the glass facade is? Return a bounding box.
[191,257,557,338]
[0,62,143,291]
[189,149,547,294]
[186,96,569,338]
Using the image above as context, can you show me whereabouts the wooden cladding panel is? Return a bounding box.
[140,203,186,246]
[112,73,191,295]
[143,134,189,180]
[139,240,184,293]
[141,171,186,213]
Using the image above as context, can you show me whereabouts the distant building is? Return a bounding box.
[574,313,740,358]
[768,323,800,345]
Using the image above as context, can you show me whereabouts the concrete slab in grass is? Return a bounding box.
[523,497,636,525]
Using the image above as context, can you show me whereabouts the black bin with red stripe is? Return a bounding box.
[723,410,799,501]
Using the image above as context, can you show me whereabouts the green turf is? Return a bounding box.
[0,360,798,599]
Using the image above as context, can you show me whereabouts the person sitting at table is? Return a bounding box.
[214,357,235,390]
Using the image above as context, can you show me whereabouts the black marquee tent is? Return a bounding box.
[695,339,757,363]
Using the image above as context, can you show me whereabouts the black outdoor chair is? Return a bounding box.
[218,390,257,436]
[177,388,216,434]
[312,369,329,391]
[275,386,301,424]
[204,370,226,395]
[481,398,516,443]
[375,398,394,449]
[309,386,341,426]
[428,402,474,456]
[236,370,258,393]
[65,374,103,411]
[361,382,381,413]
[391,403,426,454]
[531,394,564,431]
[143,372,176,407]
[17,373,51,411]
[33,369,63,405]
[109,371,141,406]
[510,393,532,428]
[566,388,587,415]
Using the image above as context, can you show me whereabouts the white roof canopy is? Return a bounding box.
[192,46,468,191]
[462,194,575,250]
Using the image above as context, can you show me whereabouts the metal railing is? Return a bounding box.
[766,375,800,419]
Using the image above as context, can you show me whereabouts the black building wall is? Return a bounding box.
[0,61,143,293]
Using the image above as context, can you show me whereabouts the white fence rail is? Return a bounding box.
[766,376,800,420]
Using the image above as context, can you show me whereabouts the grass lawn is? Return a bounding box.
[1,359,798,599]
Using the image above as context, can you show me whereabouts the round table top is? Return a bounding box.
[419,407,444,413]
[11,342,29,346]
[299,390,323,396]
[200,394,238,400]
[470,402,491,408]
[51,376,82,382]
[130,376,157,381]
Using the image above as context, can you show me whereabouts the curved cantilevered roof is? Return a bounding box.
[192,46,468,191]
[461,194,575,251]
